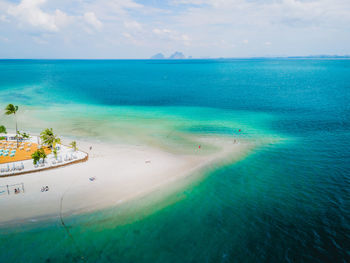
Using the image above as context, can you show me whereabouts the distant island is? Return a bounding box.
[150,51,187,59]
[150,53,165,59]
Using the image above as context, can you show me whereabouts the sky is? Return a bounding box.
[0,0,350,58]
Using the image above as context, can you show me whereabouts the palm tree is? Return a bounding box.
[40,128,61,148]
[0,125,6,134]
[18,131,30,139]
[70,141,77,151]
[5,104,19,147]
[31,148,47,165]
[0,125,6,140]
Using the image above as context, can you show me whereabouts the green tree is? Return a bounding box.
[0,125,6,134]
[31,148,47,165]
[40,128,61,148]
[70,141,77,151]
[53,148,58,159]
[17,131,30,139]
[4,104,19,146]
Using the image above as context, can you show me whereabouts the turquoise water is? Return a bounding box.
[0,59,349,262]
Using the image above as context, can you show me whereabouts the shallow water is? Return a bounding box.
[0,59,349,262]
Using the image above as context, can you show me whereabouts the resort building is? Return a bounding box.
[0,133,88,176]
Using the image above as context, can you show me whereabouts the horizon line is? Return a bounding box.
[1,55,350,60]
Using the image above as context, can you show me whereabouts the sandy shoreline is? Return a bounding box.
[0,137,252,226]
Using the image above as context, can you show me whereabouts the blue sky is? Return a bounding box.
[0,0,350,58]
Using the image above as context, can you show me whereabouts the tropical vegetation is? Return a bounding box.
[70,141,77,151]
[53,148,58,159]
[31,148,47,165]
[40,128,61,149]
[17,131,30,139]
[4,104,19,146]
[0,125,6,134]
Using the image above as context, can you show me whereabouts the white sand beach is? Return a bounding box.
[0,137,251,226]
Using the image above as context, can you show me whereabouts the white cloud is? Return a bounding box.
[83,12,103,30]
[0,36,9,42]
[153,28,172,35]
[32,36,48,44]
[152,28,191,46]
[172,0,350,29]
[0,14,9,22]
[7,0,69,32]
[0,0,350,58]
[124,21,142,30]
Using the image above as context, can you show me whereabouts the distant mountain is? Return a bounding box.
[151,51,190,59]
[168,51,186,59]
[150,53,165,59]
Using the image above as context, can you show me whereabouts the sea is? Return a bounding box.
[0,59,349,262]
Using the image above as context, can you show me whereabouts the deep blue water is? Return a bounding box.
[0,59,349,262]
